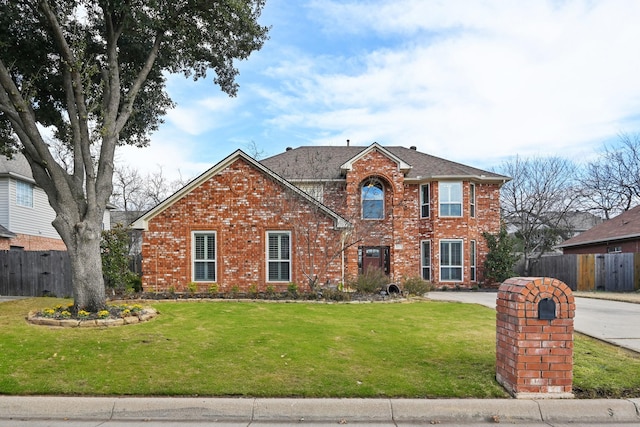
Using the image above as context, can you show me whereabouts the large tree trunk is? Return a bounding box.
[56,218,106,312]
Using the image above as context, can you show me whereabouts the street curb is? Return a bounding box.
[1,397,639,424]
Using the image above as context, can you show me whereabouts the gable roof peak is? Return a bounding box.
[340,142,412,174]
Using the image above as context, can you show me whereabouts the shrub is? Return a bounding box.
[402,276,433,296]
[287,283,298,298]
[187,282,198,294]
[248,284,258,298]
[208,284,219,294]
[483,225,519,285]
[321,288,351,301]
[352,269,388,294]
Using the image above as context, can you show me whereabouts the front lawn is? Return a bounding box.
[0,298,638,398]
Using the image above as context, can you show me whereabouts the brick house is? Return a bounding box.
[133,143,509,293]
[557,205,640,254]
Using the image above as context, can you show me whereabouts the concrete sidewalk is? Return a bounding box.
[1,396,640,426]
[427,291,640,353]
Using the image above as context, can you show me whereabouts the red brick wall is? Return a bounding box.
[141,158,344,293]
[321,148,503,286]
[562,239,640,255]
[0,233,66,251]
[496,277,575,397]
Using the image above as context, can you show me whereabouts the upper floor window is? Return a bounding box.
[16,181,33,208]
[362,179,384,219]
[267,231,291,282]
[420,184,430,218]
[470,183,476,218]
[439,181,462,217]
[193,232,216,282]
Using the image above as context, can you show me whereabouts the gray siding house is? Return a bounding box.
[0,153,112,251]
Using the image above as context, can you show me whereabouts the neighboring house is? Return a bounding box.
[0,153,112,251]
[133,143,508,293]
[133,143,509,291]
[557,205,640,254]
[506,211,603,257]
[0,153,66,250]
[110,210,145,256]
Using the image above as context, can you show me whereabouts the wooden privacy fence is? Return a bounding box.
[529,253,640,292]
[0,250,73,297]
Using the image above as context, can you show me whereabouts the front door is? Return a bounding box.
[360,246,390,276]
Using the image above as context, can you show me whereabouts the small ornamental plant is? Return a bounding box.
[36,303,148,321]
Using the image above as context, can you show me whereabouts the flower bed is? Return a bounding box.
[27,303,158,327]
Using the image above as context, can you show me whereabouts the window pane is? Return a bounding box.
[422,241,431,281]
[16,181,33,207]
[193,233,216,281]
[440,241,462,282]
[421,184,430,218]
[439,182,462,217]
[267,232,291,281]
[362,182,384,219]
[280,234,290,259]
[268,235,279,259]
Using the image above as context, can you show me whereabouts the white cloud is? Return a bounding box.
[255,0,640,167]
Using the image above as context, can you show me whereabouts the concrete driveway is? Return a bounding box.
[427,291,640,353]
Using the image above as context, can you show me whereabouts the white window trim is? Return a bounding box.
[470,240,477,282]
[438,181,463,218]
[421,240,431,281]
[439,239,463,282]
[191,231,217,282]
[420,183,430,218]
[470,183,476,218]
[266,230,292,282]
[16,180,33,208]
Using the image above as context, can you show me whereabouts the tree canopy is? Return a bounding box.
[0,0,269,311]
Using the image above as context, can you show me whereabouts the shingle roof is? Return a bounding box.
[0,224,16,239]
[557,205,640,248]
[0,152,34,181]
[260,145,509,182]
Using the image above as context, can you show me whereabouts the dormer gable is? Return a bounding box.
[340,143,412,175]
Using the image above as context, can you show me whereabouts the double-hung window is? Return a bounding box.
[420,184,430,218]
[16,181,33,208]
[267,231,291,282]
[421,240,431,281]
[193,232,216,282]
[362,180,384,219]
[439,182,462,217]
[440,240,463,281]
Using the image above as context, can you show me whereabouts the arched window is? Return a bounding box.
[362,179,384,219]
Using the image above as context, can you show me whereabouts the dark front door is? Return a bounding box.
[360,246,390,276]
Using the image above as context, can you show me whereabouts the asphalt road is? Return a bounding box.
[427,291,640,353]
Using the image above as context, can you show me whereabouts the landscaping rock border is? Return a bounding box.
[26,307,158,328]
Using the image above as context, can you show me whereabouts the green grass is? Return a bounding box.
[0,298,638,398]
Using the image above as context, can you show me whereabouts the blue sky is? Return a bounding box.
[117,0,640,182]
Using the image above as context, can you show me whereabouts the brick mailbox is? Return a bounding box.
[496,277,575,398]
